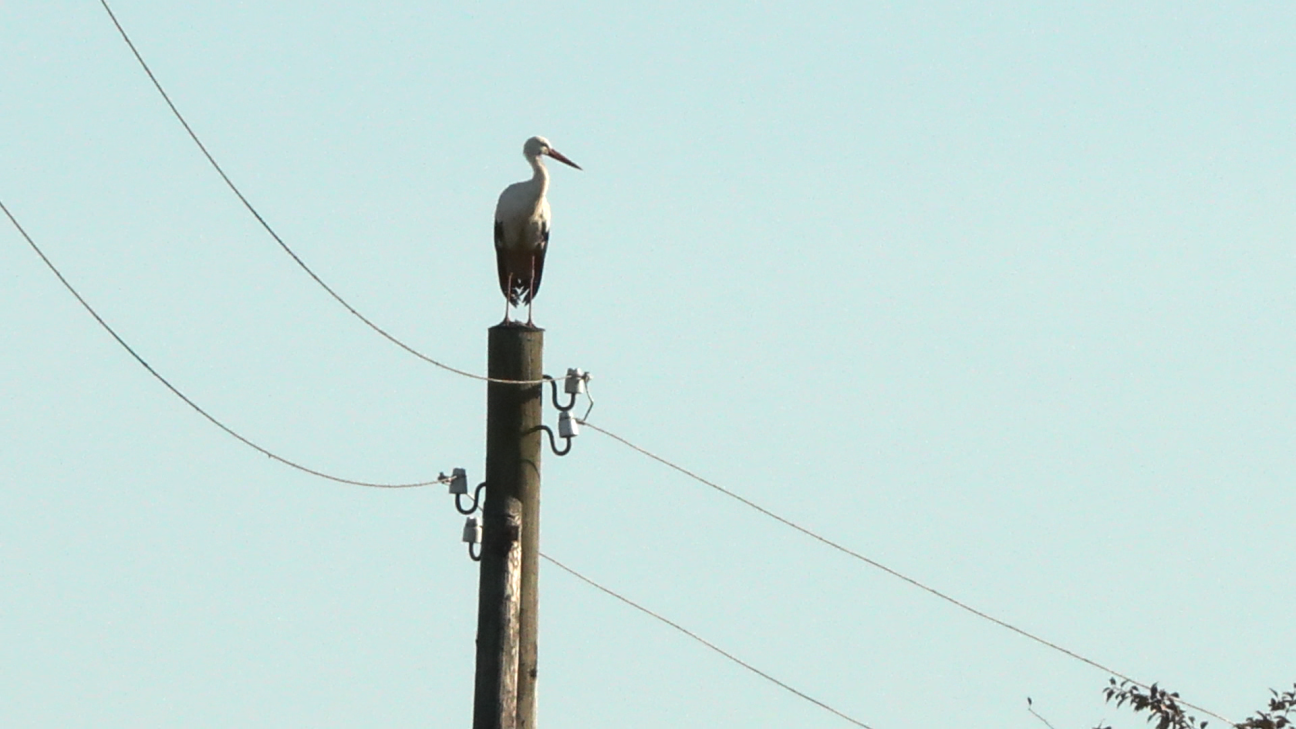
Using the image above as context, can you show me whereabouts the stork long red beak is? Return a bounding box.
[546,148,582,170]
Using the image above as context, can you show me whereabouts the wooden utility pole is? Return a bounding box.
[473,324,543,729]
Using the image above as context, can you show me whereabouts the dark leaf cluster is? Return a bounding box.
[1236,684,1296,729]
[1094,680,1296,729]
[1094,679,1207,729]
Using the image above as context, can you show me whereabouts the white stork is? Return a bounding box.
[494,135,581,326]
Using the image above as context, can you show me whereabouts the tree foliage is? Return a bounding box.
[1095,679,1296,729]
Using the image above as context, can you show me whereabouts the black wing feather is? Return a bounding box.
[494,221,512,300]
[527,223,549,303]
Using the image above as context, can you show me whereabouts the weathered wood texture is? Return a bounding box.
[473,325,543,729]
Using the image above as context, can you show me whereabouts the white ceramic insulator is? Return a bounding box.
[448,467,468,495]
[558,411,579,438]
[564,368,587,395]
[462,516,482,544]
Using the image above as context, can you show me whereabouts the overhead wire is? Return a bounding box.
[8,183,868,715]
[97,0,543,387]
[2,199,444,490]
[541,553,874,729]
[574,418,1234,727]
[80,5,1232,721]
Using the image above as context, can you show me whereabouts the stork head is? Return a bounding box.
[524,135,582,170]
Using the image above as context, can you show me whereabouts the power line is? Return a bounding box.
[2,198,444,490]
[575,419,1234,726]
[80,8,1232,722]
[96,0,543,387]
[541,553,874,729]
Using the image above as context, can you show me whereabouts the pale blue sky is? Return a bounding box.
[2,2,1294,727]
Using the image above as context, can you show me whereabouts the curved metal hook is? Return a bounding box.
[536,424,573,456]
[468,541,482,562]
[545,376,579,412]
[455,482,487,515]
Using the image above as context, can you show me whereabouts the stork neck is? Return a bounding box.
[528,156,550,195]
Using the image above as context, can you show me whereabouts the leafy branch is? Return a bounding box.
[1094,679,1296,729]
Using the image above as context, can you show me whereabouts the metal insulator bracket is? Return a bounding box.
[547,367,590,412]
[537,422,574,456]
[454,480,486,515]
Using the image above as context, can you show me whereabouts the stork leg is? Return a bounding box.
[525,257,537,327]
